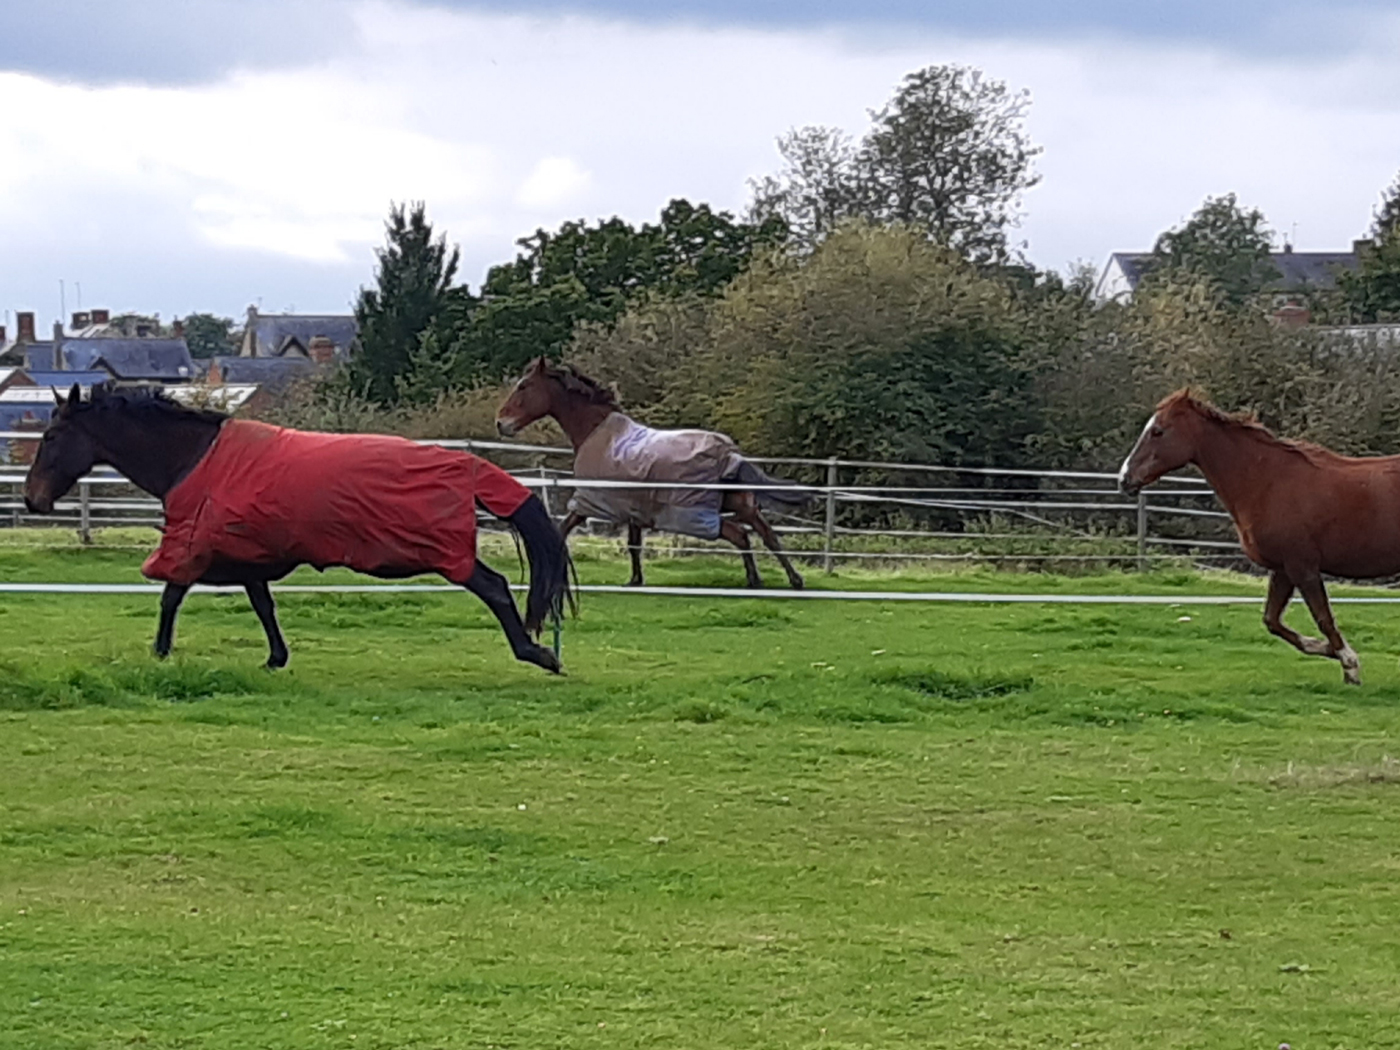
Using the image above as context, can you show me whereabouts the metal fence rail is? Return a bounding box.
[0,434,1243,569]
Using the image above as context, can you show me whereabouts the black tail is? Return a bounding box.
[506,495,576,635]
[733,459,816,510]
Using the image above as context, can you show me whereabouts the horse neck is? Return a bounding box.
[1189,416,1296,518]
[88,412,222,499]
[549,393,616,452]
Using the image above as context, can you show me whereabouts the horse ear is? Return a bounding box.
[529,356,548,375]
[52,387,66,408]
[68,382,81,406]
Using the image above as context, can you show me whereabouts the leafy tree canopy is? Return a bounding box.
[749,64,1041,262]
[180,313,235,359]
[350,201,462,404]
[446,199,786,385]
[1146,193,1278,306]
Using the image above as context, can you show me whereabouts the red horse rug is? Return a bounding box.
[142,420,531,586]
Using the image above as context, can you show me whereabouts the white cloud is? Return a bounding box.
[515,156,592,211]
[1,2,1399,319]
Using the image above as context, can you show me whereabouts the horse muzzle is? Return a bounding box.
[495,417,519,438]
[23,494,51,514]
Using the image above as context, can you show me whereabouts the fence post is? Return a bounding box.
[538,466,553,519]
[79,479,91,545]
[1135,490,1147,572]
[822,456,838,574]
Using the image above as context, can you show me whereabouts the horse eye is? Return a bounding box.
[1150,426,1165,438]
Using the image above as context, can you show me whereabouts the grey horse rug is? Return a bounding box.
[568,412,746,540]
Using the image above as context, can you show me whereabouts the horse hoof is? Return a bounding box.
[152,645,170,661]
[1344,670,1362,686]
[265,653,289,670]
[788,576,805,591]
[532,646,562,675]
[625,578,644,588]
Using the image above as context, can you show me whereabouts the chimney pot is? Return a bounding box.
[71,311,90,331]
[89,308,110,326]
[308,335,336,364]
[0,325,6,345]
[16,312,35,344]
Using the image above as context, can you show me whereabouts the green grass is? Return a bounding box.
[3,533,1400,1047]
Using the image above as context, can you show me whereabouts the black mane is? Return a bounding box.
[549,363,619,408]
[77,384,228,426]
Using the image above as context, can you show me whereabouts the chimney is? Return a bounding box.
[53,321,65,370]
[0,325,6,345]
[89,308,110,326]
[308,335,336,364]
[71,311,91,331]
[16,312,35,344]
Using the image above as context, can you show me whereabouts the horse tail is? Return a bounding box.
[505,494,576,636]
[731,459,816,510]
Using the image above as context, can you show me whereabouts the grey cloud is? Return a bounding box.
[0,0,355,85]
[428,0,1400,57]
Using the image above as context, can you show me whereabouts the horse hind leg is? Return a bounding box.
[464,562,560,674]
[1293,570,1361,685]
[244,581,290,669]
[734,499,804,590]
[626,522,645,587]
[719,518,763,588]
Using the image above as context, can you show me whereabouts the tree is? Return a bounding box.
[351,202,462,403]
[180,313,235,359]
[447,199,785,383]
[1373,172,1400,240]
[748,127,864,249]
[749,64,1041,262]
[1147,193,1278,306]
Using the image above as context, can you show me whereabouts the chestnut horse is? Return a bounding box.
[1119,388,1400,685]
[496,358,808,588]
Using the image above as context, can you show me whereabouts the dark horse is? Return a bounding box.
[24,384,571,672]
[496,358,808,588]
[1119,388,1400,685]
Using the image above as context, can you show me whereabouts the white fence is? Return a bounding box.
[0,432,1241,570]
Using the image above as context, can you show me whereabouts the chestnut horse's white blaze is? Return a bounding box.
[1118,413,1157,491]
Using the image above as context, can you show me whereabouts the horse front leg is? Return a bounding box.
[464,563,560,674]
[244,581,290,669]
[719,519,762,588]
[1293,570,1361,685]
[626,522,645,587]
[1263,570,1319,653]
[153,582,190,659]
[733,496,804,590]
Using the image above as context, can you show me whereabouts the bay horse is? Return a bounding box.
[24,384,572,673]
[1119,388,1400,685]
[495,358,808,588]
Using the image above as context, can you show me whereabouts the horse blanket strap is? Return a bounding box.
[568,412,744,540]
[142,420,532,586]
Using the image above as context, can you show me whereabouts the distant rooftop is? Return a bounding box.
[1094,244,1366,302]
[241,308,357,359]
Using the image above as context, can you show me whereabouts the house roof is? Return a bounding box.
[24,371,118,389]
[164,384,260,412]
[247,314,357,358]
[59,338,195,380]
[1102,249,1361,296]
[213,355,317,386]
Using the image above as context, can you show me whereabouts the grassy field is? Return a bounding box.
[3,531,1400,1048]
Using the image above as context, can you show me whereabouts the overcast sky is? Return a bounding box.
[3,0,1400,328]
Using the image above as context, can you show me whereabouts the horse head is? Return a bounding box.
[24,382,97,513]
[496,357,555,438]
[496,358,618,439]
[1118,390,1203,496]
